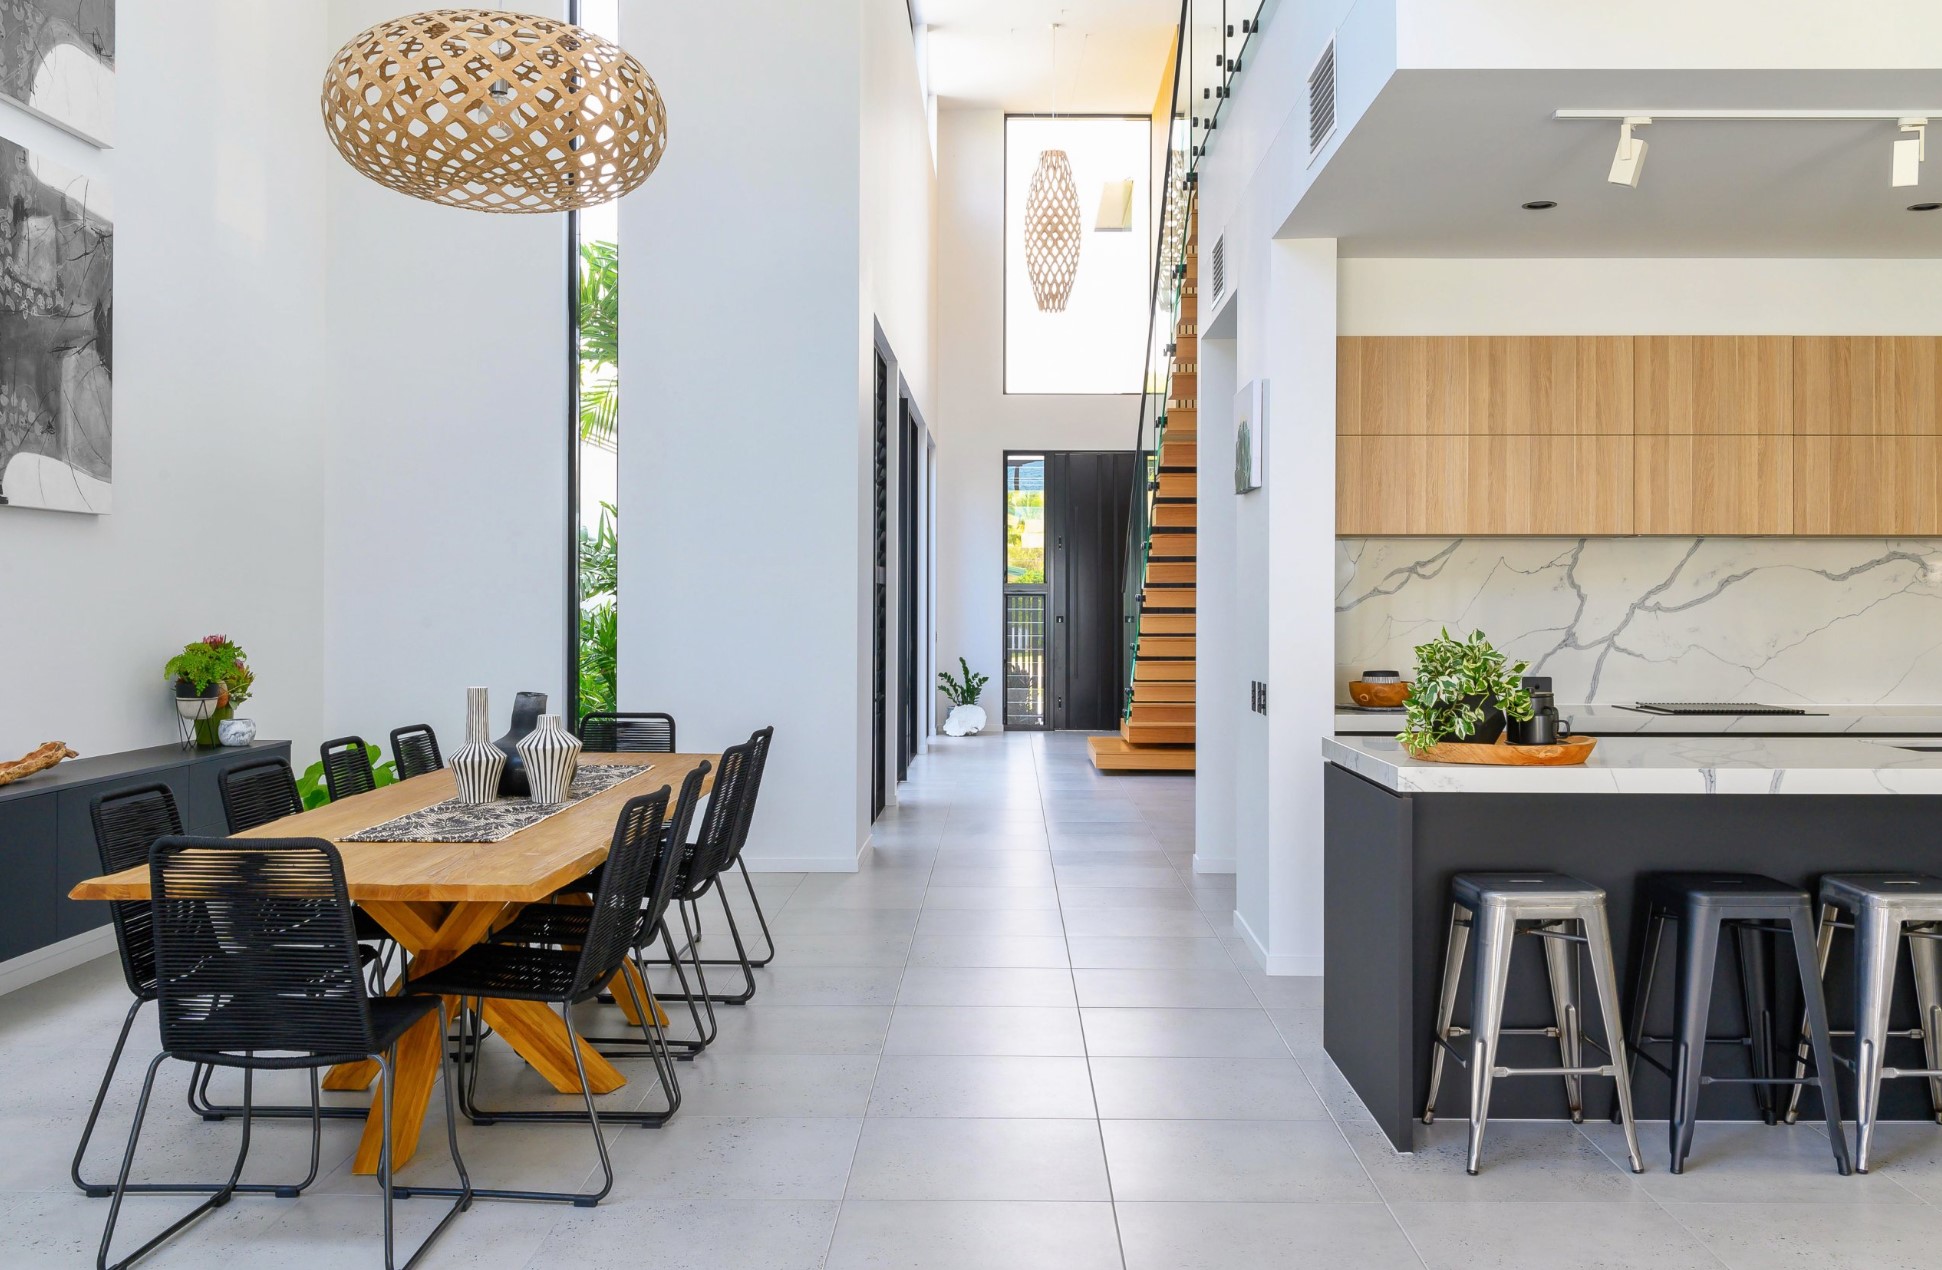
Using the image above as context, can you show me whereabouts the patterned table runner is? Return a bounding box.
[344,764,650,843]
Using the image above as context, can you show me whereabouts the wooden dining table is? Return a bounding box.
[69,752,716,1175]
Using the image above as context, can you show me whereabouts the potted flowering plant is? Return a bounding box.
[164,635,254,747]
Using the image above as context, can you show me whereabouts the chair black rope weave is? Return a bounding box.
[654,727,778,1006]
[320,735,378,802]
[577,711,677,754]
[492,761,715,1057]
[389,724,444,781]
[72,786,342,1199]
[400,783,684,1207]
[95,837,469,1270]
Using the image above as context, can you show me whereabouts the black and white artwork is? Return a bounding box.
[0,136,111,513]
[345,765,650,844]
[0,0,114,147]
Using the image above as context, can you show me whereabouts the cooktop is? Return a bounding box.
[1625,702,1821,717]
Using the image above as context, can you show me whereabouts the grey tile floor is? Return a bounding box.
[4,731,1940,1266]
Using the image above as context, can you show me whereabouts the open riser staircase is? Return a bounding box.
[1090,209,1197,774]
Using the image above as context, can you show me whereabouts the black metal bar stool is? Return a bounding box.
[1783,872,1942,1172]
[1423,872,1645,1175]
[1616,873,1849,1174]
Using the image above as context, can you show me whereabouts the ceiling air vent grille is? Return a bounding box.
[1209,234,1226,307]
[1307,39,1336,159]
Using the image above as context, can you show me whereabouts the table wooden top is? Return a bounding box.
[68,753,716,904]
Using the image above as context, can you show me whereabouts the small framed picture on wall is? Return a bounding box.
[1234,379,1266,494]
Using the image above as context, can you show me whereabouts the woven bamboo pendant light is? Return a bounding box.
[321,9,667,213]
[1024,24,1081,312]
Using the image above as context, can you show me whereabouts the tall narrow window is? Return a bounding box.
[1004,455,1049,729]
[1004,116,1152,395]
[571,0,621,724]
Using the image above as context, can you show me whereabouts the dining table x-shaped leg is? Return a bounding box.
[323,899,629,1175]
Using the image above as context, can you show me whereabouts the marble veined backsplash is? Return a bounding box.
[1337,538,1942,705]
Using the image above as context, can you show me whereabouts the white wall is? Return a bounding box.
[0,2,329,761]
[622,0,931,868]
[862,0,939,805]
[1341,258,1942,334]
[932,107,1135,728]
[1395,1,1942,70]
[320,1,569,760]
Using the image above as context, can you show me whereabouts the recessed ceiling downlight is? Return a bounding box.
[1521,200,1558,210]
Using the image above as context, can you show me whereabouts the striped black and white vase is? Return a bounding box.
[451,686,506,806]
[518,714,582,806]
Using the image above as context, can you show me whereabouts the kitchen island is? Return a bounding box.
[1323,733,1942,1150]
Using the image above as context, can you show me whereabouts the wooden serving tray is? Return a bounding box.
[1414,735,1597,766]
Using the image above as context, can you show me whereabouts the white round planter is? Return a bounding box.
[217,718,258,747]
[943,704,987,737]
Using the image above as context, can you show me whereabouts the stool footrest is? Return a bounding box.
[1492,1064,1617,1079]
[1699,1075,1823,1087]
[1639,1034,1755,1047]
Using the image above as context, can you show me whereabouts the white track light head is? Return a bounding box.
[1894,118,1928,188]
[1608,117,1651,188]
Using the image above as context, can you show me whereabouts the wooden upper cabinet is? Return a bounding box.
[1634,336,1791,434]
[1338,337,1633,436]
[1337,436,1633,535]
[1793,337,1941,435]
[1795,436,1942,534]
[1636,436,1794,535]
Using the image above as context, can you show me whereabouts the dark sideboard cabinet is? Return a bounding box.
[0,741,291,963]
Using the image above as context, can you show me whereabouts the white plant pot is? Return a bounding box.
[943,704,987,737]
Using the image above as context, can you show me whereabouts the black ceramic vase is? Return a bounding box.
[493,691,548,796]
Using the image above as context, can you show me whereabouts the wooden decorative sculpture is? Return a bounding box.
[1024,149,1082,312]
[320,9,667,213]
[0,742,78,787]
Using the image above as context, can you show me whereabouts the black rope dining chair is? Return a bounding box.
[72,785,324,1200]
[400,784,681,1208]
[320,735,378,801]
[578,711,676,754]
[490,762,713,1060]
[95,837,470,1270]
[211,757,398,1105]
[389,724,444,781]
[655,728,777,1009]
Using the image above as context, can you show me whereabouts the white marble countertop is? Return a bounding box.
[1323,733,1942,795]
[1334,704,1942,737]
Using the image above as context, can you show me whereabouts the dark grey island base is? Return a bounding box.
[1323,761,1942,1152]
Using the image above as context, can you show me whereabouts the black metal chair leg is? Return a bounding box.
[403,998,618,1206]
[187,1057,368,1122]
[1733,920,1779,1125]
[735,859,777,967]
[99,1057,258,1270]
[1670,910,1723,1174]
[1613,907,1666,1125]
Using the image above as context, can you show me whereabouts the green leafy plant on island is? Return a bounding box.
[1398,628,1535,754]
[937,657,990,707]
[295,745,398,811]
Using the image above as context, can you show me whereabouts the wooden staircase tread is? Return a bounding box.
[1087,736,1196,773]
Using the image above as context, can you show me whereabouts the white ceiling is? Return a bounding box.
[1286,69,1942,258]
[914,0,1179,114]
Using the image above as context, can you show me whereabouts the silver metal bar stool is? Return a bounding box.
[1783,872,1942,1172]
[1424,872,1646,1175]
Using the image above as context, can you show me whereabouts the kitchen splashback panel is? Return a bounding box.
[1337,538,1942,705]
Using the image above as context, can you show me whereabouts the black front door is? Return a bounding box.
[1049,451,1135,731]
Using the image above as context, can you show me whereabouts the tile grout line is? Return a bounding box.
[1036,735,1134,1270]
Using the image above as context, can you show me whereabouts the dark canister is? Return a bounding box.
[1508,675,1569,745]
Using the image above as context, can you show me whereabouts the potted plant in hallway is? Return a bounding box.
[164,634,254,748]
[1398,628,1534,754]
[938,658,991,737]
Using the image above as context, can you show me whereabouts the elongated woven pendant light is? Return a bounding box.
[1024,24,1081,312]
[1024,148,1082,312]
[321,8,667,213]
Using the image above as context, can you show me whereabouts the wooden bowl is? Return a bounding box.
[1413,734,1597,767]
[1349,680,1411,709]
